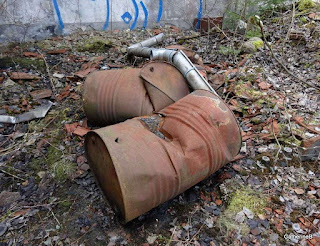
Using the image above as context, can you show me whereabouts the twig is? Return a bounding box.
[293,117,320,135]
[37,49,56,94]
[257,20,320,90]
[271,120,282,163]
[167,226,176,245]
[0,169,27,181]
[285,2,295,42]
[49,207,61,226]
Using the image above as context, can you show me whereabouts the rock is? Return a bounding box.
[247,219,259,229]
[146,235,157,244]
[243,207,254,219]
[301,136,320,161]
[289,30,306,42]
[270,233,278,242]
[3,78,17,87]
[237,20,247,34]
[235,211,246,223]
[53,73,65,79]
[283,147,292,153]
[205,217,214,228]
[0,222,7,237]
[37,171,46,179]
[241,37,264,53]
[250,227,261,235]
[0,191,21,207]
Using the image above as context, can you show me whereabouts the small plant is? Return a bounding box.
[245,29,262,39]
[218,45,241,56]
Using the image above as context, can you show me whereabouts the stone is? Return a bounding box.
[270,233,278,242]
[0,191,21,207]
[250,227,261,236]
[243,207,254,219]
[301,136,320,161]
[241,37,264,54]
[146,235,157,244]
[0,222,7,237]
[236,20,247,34]
[235,211,246,223]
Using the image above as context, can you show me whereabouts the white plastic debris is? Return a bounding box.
[0,101,53,124]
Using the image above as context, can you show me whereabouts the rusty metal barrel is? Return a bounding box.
[85,90,241,223]
[83,62,190,126]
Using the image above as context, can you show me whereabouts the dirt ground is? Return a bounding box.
[0,4,320,246]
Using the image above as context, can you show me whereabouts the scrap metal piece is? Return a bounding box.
[83,62,190,126]
[129,33,164,49]
[0,101,53,124]
[128,46,216,95]
[140,62,190,111]
[85,90,241,223]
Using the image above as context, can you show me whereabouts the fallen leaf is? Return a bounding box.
[56,85,71,101]
[47,49,69,54]
[69,93,80,100]
[74,68,97,78]
[30,89,52,99]
[294,188,305,195]
[309,12,320,20]
[215,199,222,206]
[65,123,79,134]
[258,81,272,90]
[73,126,89,137]
[10,72,40,80]
[23,52,42,58]
[232,164,243,171]
[12,209,30,217]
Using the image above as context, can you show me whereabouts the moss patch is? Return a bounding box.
[218,210,250,234]
[77,38,113,52]
[228,188,267,215]
[0,57,45,70]
[298,0,316,11]
[252,39,264,50]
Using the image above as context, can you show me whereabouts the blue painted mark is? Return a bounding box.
[140,1,148,29]
[195,0,202,30]
[157,0,163,23]
[121,12,133,24]
[52,0,64,29]
[130,0,139,30]
[102,0,110,30]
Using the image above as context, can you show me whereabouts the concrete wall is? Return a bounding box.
[0,0,228,43]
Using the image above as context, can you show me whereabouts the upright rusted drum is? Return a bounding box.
[85,90,241,223]
[83,62,190,126]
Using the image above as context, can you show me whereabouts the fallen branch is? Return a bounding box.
[257,18,320,90]
[293,117,320,135]
[37,49,56,94]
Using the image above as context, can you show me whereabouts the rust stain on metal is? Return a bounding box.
[83,62,190,126]
[140,62,190,110]
[85,90,241,223]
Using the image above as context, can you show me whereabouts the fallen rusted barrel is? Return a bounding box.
[83,62,190,126]
[85,90,241,223]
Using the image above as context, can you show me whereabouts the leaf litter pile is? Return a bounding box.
[0,5,320,246]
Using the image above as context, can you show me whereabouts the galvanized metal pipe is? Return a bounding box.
[129,33,164,49]
[128,34,218,95]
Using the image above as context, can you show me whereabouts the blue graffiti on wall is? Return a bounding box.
[102,0,110,30]
[195,0,203,30]
[52,0,202,31]
[52,0,64,29]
